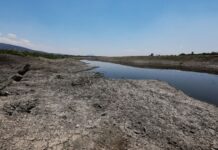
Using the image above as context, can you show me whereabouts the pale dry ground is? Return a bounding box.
[0,54,218,150]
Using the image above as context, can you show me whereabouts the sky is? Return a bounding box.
[0,0,218,56]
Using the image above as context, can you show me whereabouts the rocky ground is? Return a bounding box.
[0,54,217,150]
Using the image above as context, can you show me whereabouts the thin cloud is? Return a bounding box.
[7,33,17,39]
[0,33,33,48]
[0,33,57,52]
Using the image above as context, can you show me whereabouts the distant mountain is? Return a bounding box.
[0,43,74,59]
[0,43,34,52]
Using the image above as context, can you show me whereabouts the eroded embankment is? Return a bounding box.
[0,54,217,150]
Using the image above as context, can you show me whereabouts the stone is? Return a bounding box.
[18,64,31,75]
[0,91,9,96]
[3,99,38,115]
[11,75,23,82]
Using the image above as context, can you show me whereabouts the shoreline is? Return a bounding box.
[0,54,217,149]
[84,55,218,75]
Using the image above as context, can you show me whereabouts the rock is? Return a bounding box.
[56,74,64,79]
[93,103,102,110]
[18,64,31,75]
[3,99,38,116]
[143,127,146,133]
[94,72,104,78]
[11,75,23,82]
[213,140,218,150]
[101,113,107,116]
[209,129,216,136]
[71,76,92,86]
[0,91,9,96]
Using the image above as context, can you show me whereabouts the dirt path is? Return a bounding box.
[0,54,217,150]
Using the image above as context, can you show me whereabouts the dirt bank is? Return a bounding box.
[86,55,218,74]
[0,54,217,150]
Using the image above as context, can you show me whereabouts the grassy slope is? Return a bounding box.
[96,54,218,62]
[0,49,74,59]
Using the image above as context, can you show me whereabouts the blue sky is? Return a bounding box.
[0,0,218,56]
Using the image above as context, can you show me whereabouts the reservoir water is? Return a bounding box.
[83,60,218,106]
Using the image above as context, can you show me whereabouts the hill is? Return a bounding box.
[0,43,34,52]
[0,43,73,59]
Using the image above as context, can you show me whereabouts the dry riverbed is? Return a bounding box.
[0,54,218,150]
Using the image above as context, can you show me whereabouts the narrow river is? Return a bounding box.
[83,60,218,106]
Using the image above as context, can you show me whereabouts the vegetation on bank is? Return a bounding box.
[89,52,218,62]
[0,49,74,59]
[1,48,217,61]
[83,52,218,74]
